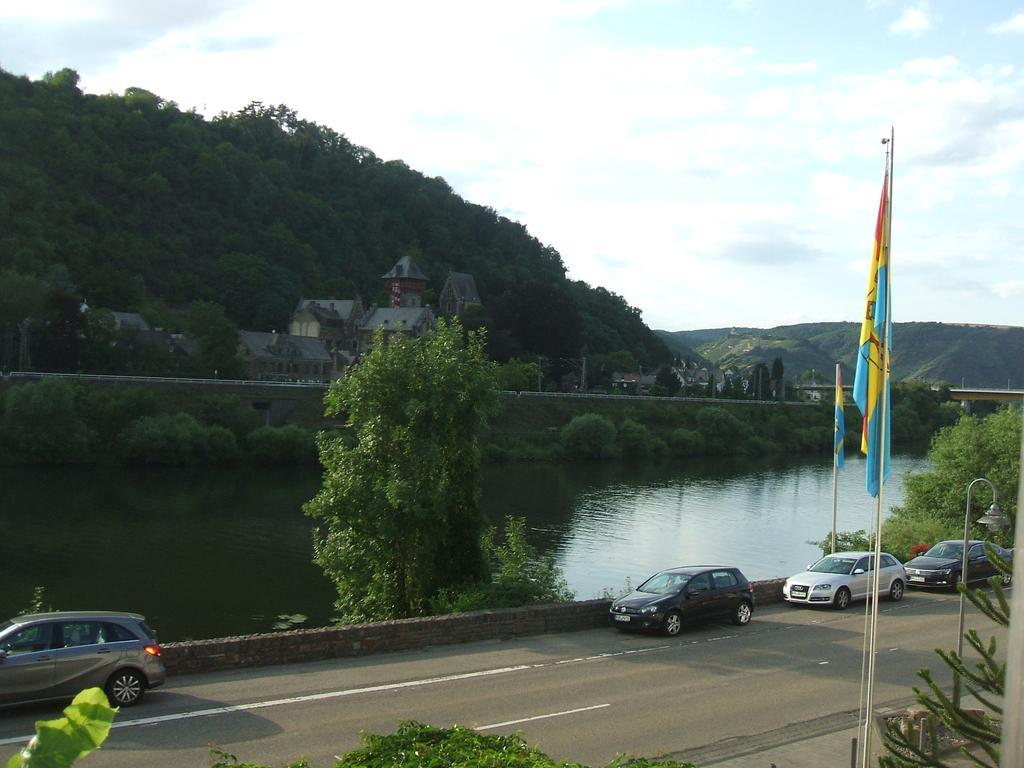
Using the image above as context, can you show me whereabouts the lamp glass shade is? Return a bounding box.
[976,503,1010,530]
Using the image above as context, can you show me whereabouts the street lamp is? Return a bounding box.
[953,477,1010,708]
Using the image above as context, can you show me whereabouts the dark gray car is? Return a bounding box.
[0,611,166,707]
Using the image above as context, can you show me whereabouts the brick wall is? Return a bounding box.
[162,580,787,676]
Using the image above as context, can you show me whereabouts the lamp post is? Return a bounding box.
[953,478,1010,709]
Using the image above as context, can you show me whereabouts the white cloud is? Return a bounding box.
[899,56,960,78]
[4,0,1023,329]
[993,280,1024,299]
[889,2,934,36]
[989,11,1024,34]
[0,1,100,21]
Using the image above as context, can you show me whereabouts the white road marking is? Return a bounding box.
[477,703,611,730]
[0,627,754,747]
[0,664,535,746]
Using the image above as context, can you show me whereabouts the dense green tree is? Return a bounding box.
[0,378,94,463]
[495,358,542,391]
[696,406,754,454]
[771,355,784,399]
[749,362,771,400]
[304,321,499,621]
[617,419,651,459]
[889,407,1019,543]
[183,300,243,377]
[655,365,681,396]
[561,413,616,459]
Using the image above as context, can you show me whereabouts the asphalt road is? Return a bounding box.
[0,588,1007,767]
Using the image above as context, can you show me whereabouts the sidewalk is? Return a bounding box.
[681,701,985,768]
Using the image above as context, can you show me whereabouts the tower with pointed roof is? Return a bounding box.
[382,255,429,308]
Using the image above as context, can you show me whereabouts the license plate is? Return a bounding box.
[909,576,925,582]
[614,615,631,622]
[791,589,807,597]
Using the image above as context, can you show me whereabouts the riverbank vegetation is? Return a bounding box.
[820,406,1020,562]
[0,376,956,467]
[0,377,316,465]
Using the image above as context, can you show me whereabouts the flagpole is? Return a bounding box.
[832,361,841,554]
[860,126,894,768]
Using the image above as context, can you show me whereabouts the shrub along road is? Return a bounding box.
[0,590,1006,767]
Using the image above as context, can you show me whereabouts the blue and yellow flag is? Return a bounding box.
[834,366,845,469]
[853,172,891,497]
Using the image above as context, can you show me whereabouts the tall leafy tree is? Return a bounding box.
[655,364,681,396]
[889,407,1019,539]
[771,355,784,400]
[305,320,499,621]
[184,300,242,378]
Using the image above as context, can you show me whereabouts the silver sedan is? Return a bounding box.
[782,551,907,609]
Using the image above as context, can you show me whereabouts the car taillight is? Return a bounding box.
[144,644,161,657]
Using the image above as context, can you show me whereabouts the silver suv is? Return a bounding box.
[0,611,166,707]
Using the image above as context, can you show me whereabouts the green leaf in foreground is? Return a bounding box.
[6,688,117,768]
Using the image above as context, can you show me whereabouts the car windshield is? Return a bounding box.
[638,572,690,594]
[924,542,963,559]
[809,557,857,575]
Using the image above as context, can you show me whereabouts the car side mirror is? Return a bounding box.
[853,568,865,575]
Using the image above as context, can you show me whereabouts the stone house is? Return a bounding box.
[289,298,364,353]
[237,330,333,382]
[439,271,482,317]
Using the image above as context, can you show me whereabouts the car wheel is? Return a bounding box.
[663,610,683,637]
[1001,572,1013,587]
[889,580,905,602]
[106,669,146,706]
[833,587,851,610]
[732,601,752,626]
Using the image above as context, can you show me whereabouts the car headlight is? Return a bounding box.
[812,584,832,591]
[937,569,952,575]
[640,605,661,614]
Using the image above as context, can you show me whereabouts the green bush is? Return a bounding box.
[246,424,317,464]
[205,424,241,463]
[880,515,955,561]
[190,393,262,439]
[669,427,704,456]
[560,413,616,459]
[76,385,158,445]
[617,418,650,459]
[431,516,574,613]
[117,412,222,464]
[695,407,754,454]
[0,379,94,463]
[319,721,696,768]
[809,529,872,558]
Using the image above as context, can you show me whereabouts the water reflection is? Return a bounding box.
[480,452,929,599]
[0,452,927,640]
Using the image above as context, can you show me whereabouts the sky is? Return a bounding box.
[2,1,1023,332]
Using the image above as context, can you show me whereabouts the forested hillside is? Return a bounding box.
[0,67,668,374]
[658,321,1024,388]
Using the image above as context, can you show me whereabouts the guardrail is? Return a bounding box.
[3,371,329,389]
[2,371,817,406]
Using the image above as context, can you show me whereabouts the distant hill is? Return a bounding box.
[657,322,1024,388]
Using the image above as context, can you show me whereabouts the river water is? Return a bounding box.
[0,452,928,640]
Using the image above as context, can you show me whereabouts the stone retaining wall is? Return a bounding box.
[162,579,787,675]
